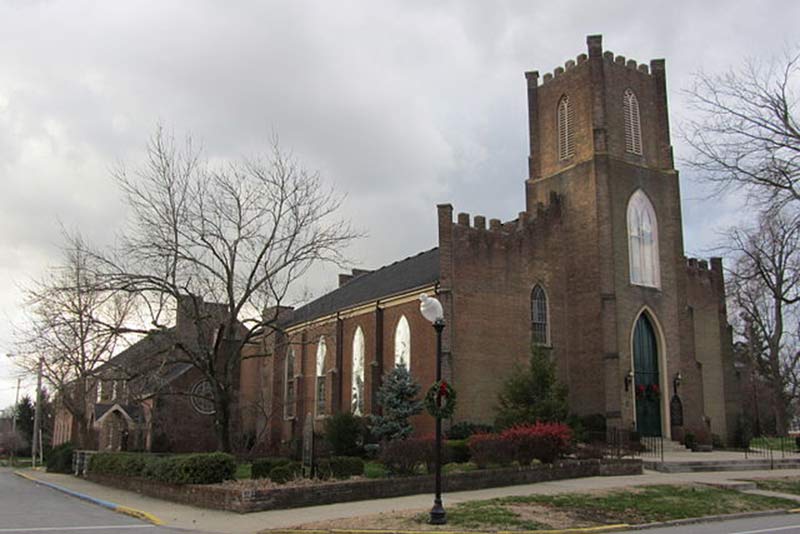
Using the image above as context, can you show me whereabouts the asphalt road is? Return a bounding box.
[620,513,800,533]
[0,468,188,534]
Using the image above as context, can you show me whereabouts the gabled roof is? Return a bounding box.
[94,403,144,426]
[285,248,440,327]
[97,327,177,377]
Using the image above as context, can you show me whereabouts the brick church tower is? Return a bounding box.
[436,34,739,442]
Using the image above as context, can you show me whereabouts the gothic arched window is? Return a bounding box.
[394,315,411,369]
[531,285,549,345]
[627,190,660,288]
[623,89,642,155]
[352,327,365,415]
[557,95,574,160]
[316,336,327,416]
[284,347,295,418]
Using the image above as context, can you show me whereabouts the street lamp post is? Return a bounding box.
[419,293,446,525]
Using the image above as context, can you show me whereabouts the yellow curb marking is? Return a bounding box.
[789,508,800,513]
[116,505,164,526]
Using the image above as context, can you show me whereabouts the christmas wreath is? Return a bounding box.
[425,380,457,419]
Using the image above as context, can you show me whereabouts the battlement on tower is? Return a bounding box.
[438,193,561,257]
[525,35,664,88]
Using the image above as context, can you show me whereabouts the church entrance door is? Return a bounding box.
[633,313,662,437]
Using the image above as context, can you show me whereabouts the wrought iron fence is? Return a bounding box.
[744,436,800,465]
[580,429,663,462]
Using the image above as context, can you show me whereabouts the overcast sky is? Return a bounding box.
[0,0,796,408]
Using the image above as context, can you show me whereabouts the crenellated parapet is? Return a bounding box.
[441,193,562,256]
[526,35,661,89]
[685,256,725,297]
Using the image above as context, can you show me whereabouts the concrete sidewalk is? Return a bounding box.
[15,467,800,534]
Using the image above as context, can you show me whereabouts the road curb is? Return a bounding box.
[13,470,163,525]
[627,508,793,529]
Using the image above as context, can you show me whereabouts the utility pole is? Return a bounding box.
[32,356,43,468]
[10,377,20,467]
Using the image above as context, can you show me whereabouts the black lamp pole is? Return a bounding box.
[430,318,446,525]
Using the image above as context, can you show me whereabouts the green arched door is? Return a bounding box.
[634,313,662,437]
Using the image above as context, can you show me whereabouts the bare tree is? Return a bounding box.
[86,127,358,452]
[14,236,135,448]
[726,208,800,434]
[684,51,800,207]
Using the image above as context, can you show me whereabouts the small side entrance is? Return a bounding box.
[633,313,662,437]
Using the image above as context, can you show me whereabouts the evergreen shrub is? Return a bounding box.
[329,456,365,478]
[324,413,366,457]
[88,452,235,484]
[251,457,291,479]
[269,462,301,484]
[445,439,470,463]
[46,442,74,473]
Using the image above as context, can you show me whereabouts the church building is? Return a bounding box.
[262,35,741,450]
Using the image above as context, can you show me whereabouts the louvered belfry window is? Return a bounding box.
[531,285,549,345]
[557,95,574,160]
[623,89,642,155]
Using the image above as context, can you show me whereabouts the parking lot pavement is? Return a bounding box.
[0,468,189,534]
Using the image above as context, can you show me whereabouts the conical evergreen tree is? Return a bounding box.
[495,345,569,430]
[370,363,423,441]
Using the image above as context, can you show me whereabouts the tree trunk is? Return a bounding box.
[215,389,232,452]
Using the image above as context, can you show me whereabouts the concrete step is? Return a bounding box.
[643,457,800,473]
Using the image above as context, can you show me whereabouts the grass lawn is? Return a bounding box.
[750,437,799,452]
[0,457,33,468]
[500,485,791,523]
[751,477,800,495]
[364,461,388,479]
[235,463,252,480]
[269,484,796,533]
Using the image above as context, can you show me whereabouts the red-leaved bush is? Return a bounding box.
[467,433,515,468]
[500,422,573,465]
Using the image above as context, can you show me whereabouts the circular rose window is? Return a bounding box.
[190,379,216,415]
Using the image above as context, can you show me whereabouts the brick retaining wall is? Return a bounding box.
[87,458,641,513]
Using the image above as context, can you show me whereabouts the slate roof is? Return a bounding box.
[285,248,440,327]
[97,328,178,376]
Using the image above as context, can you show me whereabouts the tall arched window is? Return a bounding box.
[394,315,411,369]
[316,336,327,416]
[627,190,660,288]
[623,89,642,155]
[284,347,295,418]
[352,327,365,415]
[557,95,574,160]
[531,285,549,345]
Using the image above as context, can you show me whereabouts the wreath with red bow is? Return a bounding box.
[424,380,457,419]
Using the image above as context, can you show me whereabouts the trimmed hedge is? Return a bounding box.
[251,457,291,479]
[446,439,470,463]
[332,456,365,478]
[269,461,302,484]
[89,452,236,485]
[46,443,74,473]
